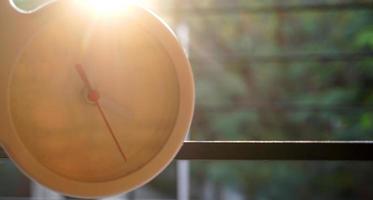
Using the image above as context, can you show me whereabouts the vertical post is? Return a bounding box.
[31,182,63,200]
[176,23,190,200]
[174,1,190,200]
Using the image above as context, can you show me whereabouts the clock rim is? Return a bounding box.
[2,3,195,198]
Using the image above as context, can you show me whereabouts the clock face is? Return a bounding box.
[1,3,194,197]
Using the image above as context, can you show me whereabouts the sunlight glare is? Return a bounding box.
[77,0,132,15]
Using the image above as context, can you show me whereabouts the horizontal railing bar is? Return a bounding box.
[1,141,373,161]
[190,51,373,64]
[175,141,373,160]
[0,148,5,159]
[165,3,373,15]
[196,104,373,113]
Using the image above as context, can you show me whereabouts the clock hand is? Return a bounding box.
[100,96,134,119]
[94,101,128,162]
[75,64,128,162]
[75,64,94,91]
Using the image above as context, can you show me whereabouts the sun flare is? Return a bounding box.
[76,0,132,15]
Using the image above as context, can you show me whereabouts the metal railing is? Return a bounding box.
[2,141,373,160]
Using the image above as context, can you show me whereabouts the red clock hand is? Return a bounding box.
[75,64,127,162]
[94,101,128,162]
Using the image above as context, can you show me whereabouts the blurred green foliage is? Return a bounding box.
[176,0,373,199]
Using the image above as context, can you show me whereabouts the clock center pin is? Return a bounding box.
[88,90,100,102]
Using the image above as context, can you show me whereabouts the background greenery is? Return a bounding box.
[2,0,373,199]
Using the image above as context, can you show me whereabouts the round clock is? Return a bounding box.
[0,0,194,198]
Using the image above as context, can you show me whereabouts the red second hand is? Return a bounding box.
[75,64,127,162]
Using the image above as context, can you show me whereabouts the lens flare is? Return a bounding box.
[76,0,131,15]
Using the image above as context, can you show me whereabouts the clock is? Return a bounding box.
[0,0,194,198]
